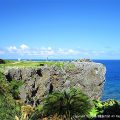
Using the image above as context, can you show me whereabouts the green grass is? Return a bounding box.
[0,60,65,71]
[66,63,76,71]
[0,60,77,73]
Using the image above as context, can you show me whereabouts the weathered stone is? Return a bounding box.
[75,58,92,62]
[5,61,106,106]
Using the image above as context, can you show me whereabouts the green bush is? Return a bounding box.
[89,99,104,118]
[31,88,92,120]
[103,99,120,115]
[0,93,21,120]
[9,79,23,99]
[0,71,21,120]
[89,99,120,120]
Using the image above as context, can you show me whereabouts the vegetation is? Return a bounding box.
[89,99,120,119]
[66,63,76,71]
[0,60,66,69]
[31,88,92,120]
[0,60,120,120]
[0,72,21,120]
[15,105,34,120]
[9,79,23,99]
[103,99,120,115]
[0,59,76,70]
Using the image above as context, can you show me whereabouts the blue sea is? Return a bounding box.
[94,60,120,101]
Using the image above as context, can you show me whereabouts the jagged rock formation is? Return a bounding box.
[5,61,106,106]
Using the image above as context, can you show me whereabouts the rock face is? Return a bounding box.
[5,61,106,106]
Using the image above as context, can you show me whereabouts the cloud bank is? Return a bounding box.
[0,44,119,59]
[6,44,79,56]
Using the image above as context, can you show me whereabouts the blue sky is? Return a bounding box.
[0,0,120,59]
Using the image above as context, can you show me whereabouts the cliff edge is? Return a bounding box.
[4,60,106,106]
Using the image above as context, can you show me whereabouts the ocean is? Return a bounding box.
[94,60,120,101]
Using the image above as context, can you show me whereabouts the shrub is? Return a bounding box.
[0,59,5,64]
[31,88,92,120]
[103,99,120,115]
[89,99,120,120]
[0,72,21,120]
[9,79,23,99]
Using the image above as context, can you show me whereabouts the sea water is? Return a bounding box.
[94,60,120,101]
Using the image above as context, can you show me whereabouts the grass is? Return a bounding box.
[0,60,66,71]
[0,60,77,73]
[66,63,76,70]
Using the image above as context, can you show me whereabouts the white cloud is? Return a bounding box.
[40,48,55,56]
[20,44,29,50]
[7,46,17,52]
[47,47,52,51]
[6,44,117,58]
[67,49,78,54]
[57,48,78,55]
[6,45,80,57]
[7,44,104,57]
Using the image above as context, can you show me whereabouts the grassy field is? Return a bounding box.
[0,60,65,68]
[0,60,77,73]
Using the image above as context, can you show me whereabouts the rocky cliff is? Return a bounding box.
[5,60,106,106]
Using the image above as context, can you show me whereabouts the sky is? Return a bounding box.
[0,0,120,59]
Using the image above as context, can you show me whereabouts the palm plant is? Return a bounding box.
[34,88,92,120]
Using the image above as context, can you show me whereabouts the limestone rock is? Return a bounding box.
[5,61,106,106]
[75,58,92,62]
